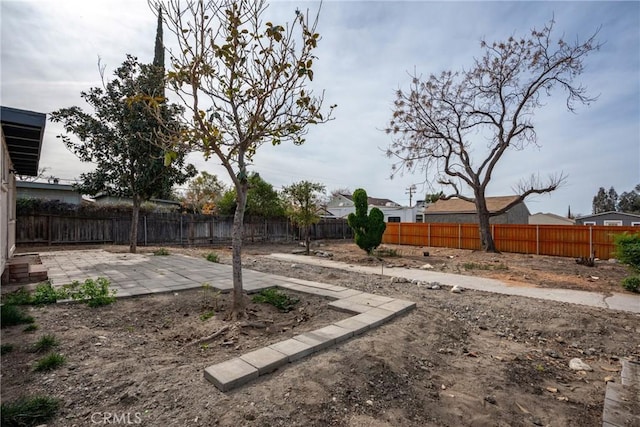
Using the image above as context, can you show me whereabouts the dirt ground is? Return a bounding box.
[2,240,639,426]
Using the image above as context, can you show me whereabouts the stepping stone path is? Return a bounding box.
[204,280,415,391]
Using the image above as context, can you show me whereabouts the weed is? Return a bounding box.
[66,277,117,307]
[2,288,33,305]
[621,275,640,293]
[199,343,209,350]
[1,395,60,427]
[23,324,39,333]
[1,304,35,328]
[153,248,170,256]
[34,352,66,372]
[1,343,14,355]
[200,310,215,321]
[32,334,59,353]
[32,282,68,305]
[205,252,219,263]
[252,288,299,312]
[126,325,135,333]
[373,247,398,257]
[535,364,545,372]
[201,282,220,310]
[462,262,491,270]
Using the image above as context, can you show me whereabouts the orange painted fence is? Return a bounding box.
[382,223,640,259]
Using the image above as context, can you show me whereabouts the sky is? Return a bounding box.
[1,0,638,217]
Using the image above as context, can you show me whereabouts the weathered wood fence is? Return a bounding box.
[383,222,640,259]
[16,213,353,246]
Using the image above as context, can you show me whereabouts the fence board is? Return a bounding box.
[383,222,639,259]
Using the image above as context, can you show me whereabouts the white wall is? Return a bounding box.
[1,132,17,278]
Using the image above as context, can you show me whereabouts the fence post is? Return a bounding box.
[428,223,431,247]
[47,214,52,245]
[491,224,495,249]
[398,223,401,245]
[589,226,593,256]
[458,224,462,249]
[143,215,147,246]
[180,216,183,245]
[536,225,540,255]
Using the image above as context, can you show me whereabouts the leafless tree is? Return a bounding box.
[386,19,600,251]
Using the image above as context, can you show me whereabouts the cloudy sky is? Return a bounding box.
[1,0,638,216]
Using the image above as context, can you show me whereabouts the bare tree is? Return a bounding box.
[386,19,600,251]
[151,0,334,318]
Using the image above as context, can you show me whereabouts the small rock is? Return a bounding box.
[484,395,497,405]
[584,347,597,356]
[604,376,614,383]
[450,285,463,294]
[97,335,107,340]
[441,384,447,390]
[291,264,299,269]
[420,263,434,270]
[545,387,558,393]
[430,284,441,290]
[569,358,593,371]
[545,349,560,359]
[365,400,373,406]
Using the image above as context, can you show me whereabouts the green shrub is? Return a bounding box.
[622,275,640,293]
[615,233,640,271]
[153,248,170,256]
[66,277,116,307]
[205,252,219,263]
[614,233,640,292]
[32,334,59,353]
[1,395,60,427]
[347,189,387,254]
[1,305,35,328]
[34,352,66,372]
[2,288,33,305]
[252,288,299,312]
[1,343,14,355]
[23,324,39,333]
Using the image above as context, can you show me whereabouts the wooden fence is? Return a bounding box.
[383,222,640,259]
[16,213,353,246]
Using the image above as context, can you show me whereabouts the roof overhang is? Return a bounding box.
[1,106,46,176]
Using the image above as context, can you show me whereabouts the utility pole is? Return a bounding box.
[405,184,417,206]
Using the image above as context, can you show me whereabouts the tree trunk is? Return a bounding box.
[476,196,498,252]
[305,225,310,255]
[231,183,248,319]
[129,195,140,254]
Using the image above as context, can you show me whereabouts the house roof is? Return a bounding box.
[16,181,78,192]
[1,106,46,176]
[529,212,575,224]
[426,196,522,214]
[340,193,399,207]
[577,211,640,220]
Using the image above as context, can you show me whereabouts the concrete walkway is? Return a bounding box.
[268,253,640,314]
[38,250,416,391]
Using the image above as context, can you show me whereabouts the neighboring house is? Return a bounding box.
[1,106,46,280]
[575,211,640,226]
[424,196,530,224]
[529,212,575,225]
[326,193,416,222]
[16,180,82,205]
[93,194,181,210]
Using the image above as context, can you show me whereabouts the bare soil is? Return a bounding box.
[2,240,639,427]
